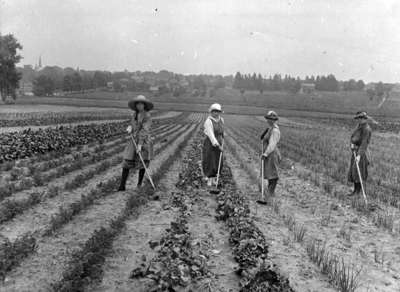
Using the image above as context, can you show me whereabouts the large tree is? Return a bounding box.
[0,34,22,101]
[33,75,55,96]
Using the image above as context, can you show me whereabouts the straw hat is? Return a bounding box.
[264,110,279,121]
[128,95,154,111]
[209,103,223,113]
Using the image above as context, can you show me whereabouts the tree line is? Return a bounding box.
[233,72,365,93]
[0,34,22,102]
[27,67,155,96]
[0,34,393,101]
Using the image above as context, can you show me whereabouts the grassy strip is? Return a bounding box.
[50,124,198,291]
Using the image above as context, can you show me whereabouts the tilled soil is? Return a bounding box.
[3,111,400,292]
[0,123,196,291]
[0,124,189,242]
[89,125,199,291]
[186,193,239,292]
[224,124,400,292]
[224,135,336,292]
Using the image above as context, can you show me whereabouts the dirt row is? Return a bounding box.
[0,123,187,231]
[223,122,400,292]
[0,121,198,291]
[87,127,225,291]
[0,111,182,134]
[83,128,240,291]
[229,118,400,232]
[0,122,181,200]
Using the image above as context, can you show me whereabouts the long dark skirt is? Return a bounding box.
[262,150,280,180]
[202,138,223,178]
[348,152,368,183]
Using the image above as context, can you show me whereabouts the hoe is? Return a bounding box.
[209,143,223,195]
[257,128,269,205]
[131,134,156,190]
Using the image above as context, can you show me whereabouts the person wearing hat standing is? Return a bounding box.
[118,95,154,191]
[261,111,281,197]
[202,103,224,187]
[348,111,372,196]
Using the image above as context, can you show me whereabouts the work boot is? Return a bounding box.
[118,168,129,191]
[137,168,145,187]
[268,179,278,196]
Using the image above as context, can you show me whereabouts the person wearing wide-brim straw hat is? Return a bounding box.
[260,110,281,197]
[347,111,372,196]
[118,95,154,191]
[202,103,224,187]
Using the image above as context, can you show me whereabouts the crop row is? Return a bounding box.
[175,129,293,291]
[130,192,211,290]
[0,122,179,199]
[51,123,199,291]
[216,167,293,291]
[0,121,128,162]
[0,111,131,128]
[0,123,190,227]
[0,112,187,164]
[0,124,191,279]
[0,121,175,173]
[227,119,400,213]
[226,124,400,235]
[224,124,396,291]
[300,116,400,134]
[0,123,198,290]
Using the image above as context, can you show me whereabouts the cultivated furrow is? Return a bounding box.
[0,123,197,292]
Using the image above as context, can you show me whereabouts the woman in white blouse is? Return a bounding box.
[202,103,224,187]
[261,110,281,197]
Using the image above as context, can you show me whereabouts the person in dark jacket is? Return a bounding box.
[348,111,372,196]
[261,111,281,197]
[202,103,224,187]
[118,95,154,191]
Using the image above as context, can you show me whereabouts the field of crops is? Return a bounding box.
[0,108,399,292]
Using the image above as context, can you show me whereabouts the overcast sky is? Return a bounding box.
[1,0,399,82]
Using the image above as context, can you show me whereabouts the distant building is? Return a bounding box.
[131,75,144,83]
[106,81,114,90]
[299,83,315,94]
[149,85,159,93]
[179,78,190,88]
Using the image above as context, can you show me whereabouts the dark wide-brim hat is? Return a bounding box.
[354,111,369,120]
[264,110,279,121]
[128,95,154,111]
